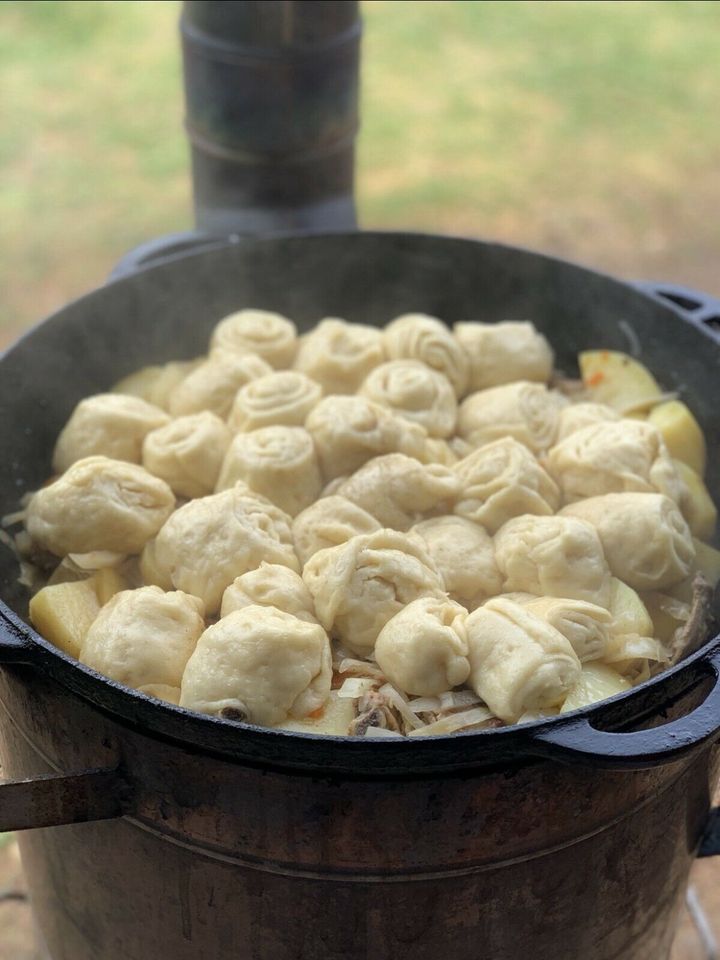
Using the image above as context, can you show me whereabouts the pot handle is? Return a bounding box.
[530,647,720,770]
[0,767,129,832]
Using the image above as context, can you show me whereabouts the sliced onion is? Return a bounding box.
[337,677,376,699]
[407,706,494,737]
[337,658,386,681]
[1,509,26,527]
[67,551,126,571]
[378,683,425,731]
[439,690,483,712]
[604,635,667,664]
[408,696,442,714]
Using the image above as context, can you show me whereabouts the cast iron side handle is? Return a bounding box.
[634,280,720,337]
[0,768,129,832]
[531,646,720,770]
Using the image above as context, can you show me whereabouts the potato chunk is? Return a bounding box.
[648,400,706,476]
[278,691,357,735]
[29,579,101,659]
[579,350,662,413]
[674,460,717,540]
[560,663,631,713]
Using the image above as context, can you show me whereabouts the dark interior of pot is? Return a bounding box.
[1,231,719,771]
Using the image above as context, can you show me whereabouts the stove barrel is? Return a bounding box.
[181,0,361,235]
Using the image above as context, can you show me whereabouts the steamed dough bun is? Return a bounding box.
[494,514,612,607]
[409,515,501,609]
[547,419,683,503]
[81,586,204,690]
[53,394,170,473]
[453,321,553,391]
[305,395,428,481]
[457,381,566,453]
[26,456,174,556]
[168,350,272,419]
[335,454,460,530]
[293,318,385,394]
[374,596,470,696]
[146,484,298,614]
[228,370,322,432]
[209,309,298,368]
[142,411,231,499]
[465,598,581,722]
[302,529,445,656]
[216,426,322,516]
[291,495,382,565]
[179,605,331,726]
[383,313,469,397]
[560,493,695,591]
[221,563,317,623]
[359,360,457,437]
[453,436,560,533]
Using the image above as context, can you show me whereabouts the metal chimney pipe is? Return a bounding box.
[181,0,361,235]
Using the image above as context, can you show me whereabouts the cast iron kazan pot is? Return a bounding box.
[1,232,720,960]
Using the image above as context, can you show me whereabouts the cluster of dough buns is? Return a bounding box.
[22,309,715,734]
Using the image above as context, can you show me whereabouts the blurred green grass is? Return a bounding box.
[2,0,720,340]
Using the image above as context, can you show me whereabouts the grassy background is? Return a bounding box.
[1,0,720,345]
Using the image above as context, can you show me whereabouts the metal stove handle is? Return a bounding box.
[530,644,720,770]
[634,281,720,338]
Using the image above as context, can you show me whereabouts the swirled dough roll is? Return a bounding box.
[383,314,469,397]
[560,493,695,591]
[216,426,321,516]
[556,402,621,441]
[142,411,231,499]
[147,485,298,613]
[26,457,174,556]
[53,394,170,473]
[228,371,322,432]
[409,516,502,609]
[113,359,201,412]
[547,420,682,503]
[81,586,204,689]
[294,318,385,395]
[458,381,566,453]
[494,514,611,606]
[453,321,553,391]
[305,395,428,481]
[221,562,317,623]
[292,495,382,565]
[374,597,470,696]
[335,454,460,530]
[453,437,560,533]
[465,598,581,722]
[359,360,457,437]
[302,529,445,655]
[421,438,459,467]
[513,595,611,662]
[180,605,332,727]
[210,309,298,368]
[168,350,272,419]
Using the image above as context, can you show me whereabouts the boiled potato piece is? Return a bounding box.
[579,350,661,413]
[649,401,706,476]
[674,460,717,540]
[29,579,101,659]
[93,567,129,605]
[560,662,631,713]
[277,692,356,735]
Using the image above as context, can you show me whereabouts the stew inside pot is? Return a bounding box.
[6,310,719,737]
